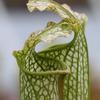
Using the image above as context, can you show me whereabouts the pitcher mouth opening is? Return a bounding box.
[35,31,74,53]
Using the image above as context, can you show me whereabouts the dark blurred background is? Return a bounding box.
[0,0,100,100]
[3,0,88,8]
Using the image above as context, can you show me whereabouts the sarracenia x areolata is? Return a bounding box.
[13,0,90,100]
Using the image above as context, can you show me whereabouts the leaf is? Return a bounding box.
[13,0,90,100]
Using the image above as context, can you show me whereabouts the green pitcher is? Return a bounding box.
[13,0,90,100]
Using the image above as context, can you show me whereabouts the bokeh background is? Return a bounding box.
[0,0,100,100]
